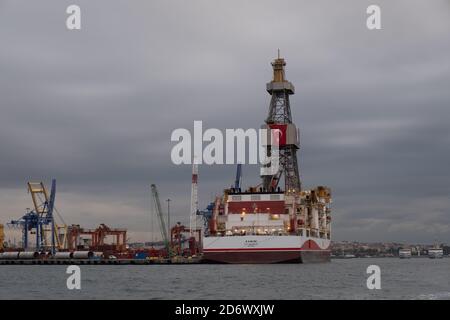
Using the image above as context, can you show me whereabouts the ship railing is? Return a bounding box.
[222,227,290,236]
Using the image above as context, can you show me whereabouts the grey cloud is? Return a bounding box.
[0,0,449,243]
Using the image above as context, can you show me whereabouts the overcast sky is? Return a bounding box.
[1,0,449,244]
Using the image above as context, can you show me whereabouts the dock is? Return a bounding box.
[0,257,203,265]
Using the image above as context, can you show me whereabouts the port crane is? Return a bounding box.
[150,184,171,258]
[8,179,67,254]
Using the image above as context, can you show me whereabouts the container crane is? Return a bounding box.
[8,179,67,254]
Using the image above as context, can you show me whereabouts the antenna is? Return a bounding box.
[190,162,199,237]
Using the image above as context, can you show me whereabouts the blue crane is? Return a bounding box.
[8,179,58,254]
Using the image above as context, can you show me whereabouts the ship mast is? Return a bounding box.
[190,162,199,236]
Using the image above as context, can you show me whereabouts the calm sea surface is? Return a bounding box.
[0,258,449,300]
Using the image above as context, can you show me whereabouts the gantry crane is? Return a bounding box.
[67,223,127,251]
[8,179,67,254]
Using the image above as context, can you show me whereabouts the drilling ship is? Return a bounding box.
[201,55,332,264]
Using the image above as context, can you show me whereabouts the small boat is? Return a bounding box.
[428,248,443,259]
[399,248,412,259]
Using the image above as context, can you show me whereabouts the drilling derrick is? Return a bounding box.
[261,53,301,193]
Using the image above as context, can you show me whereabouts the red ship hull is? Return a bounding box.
[202,249,330,264]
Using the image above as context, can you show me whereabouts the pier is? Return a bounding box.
[0,257,203,265]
